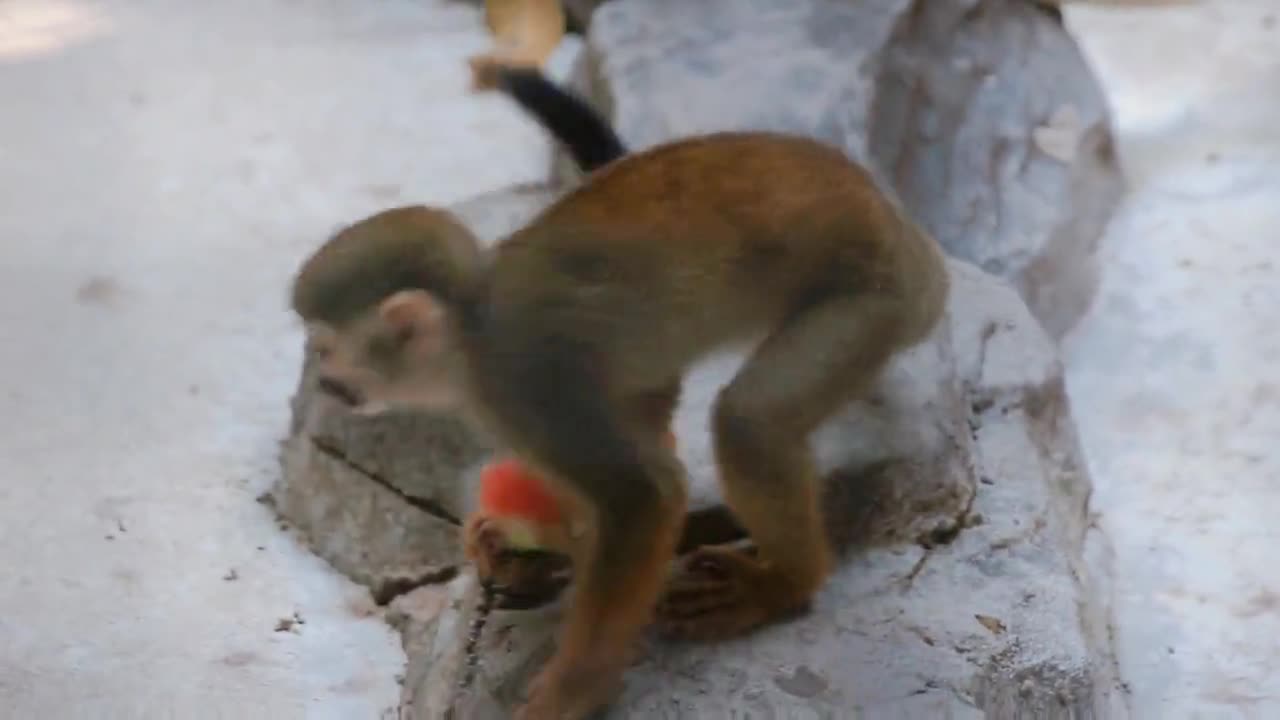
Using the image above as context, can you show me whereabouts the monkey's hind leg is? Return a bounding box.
[658,296,904,642]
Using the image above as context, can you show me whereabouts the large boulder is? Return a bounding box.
[310,185,1132,718]
[551,0,1123,338]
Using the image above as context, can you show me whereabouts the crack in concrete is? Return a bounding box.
[309,436,462,526]
[900,410,982,591]
[371,566,460,606]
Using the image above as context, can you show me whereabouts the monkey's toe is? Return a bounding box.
[656,546,772,641]
[461,514,507,573]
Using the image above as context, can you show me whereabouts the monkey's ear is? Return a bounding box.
[378,290,446,341]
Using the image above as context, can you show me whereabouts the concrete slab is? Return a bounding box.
[1063,2,1280,716]
[0,0,553,716]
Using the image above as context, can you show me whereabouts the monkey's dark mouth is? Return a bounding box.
[317,376,363,407]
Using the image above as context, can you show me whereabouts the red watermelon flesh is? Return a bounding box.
[478,458,562,525]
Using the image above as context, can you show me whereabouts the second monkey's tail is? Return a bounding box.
[469,56,627,175]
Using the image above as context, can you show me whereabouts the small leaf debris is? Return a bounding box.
[975,614,1007,635]
[274,611,306,634]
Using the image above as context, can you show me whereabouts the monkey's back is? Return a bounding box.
[481,132,945,378]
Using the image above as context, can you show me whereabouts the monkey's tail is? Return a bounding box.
[469,56,627,174]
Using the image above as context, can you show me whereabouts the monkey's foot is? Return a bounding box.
[516,656,624,720]
[657,545,802,642]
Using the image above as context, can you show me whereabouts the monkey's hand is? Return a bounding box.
[462,512,510,581]
[462,513,572,605]
[657,544,801,642]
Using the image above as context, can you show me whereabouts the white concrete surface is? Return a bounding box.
[1064,2,1280,717]
[0,0,552,717]
[3,0,1278,718]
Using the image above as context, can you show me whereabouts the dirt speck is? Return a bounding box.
[1235,588,1279,618]
[222,650,257,667]
[223,568,239,582]
[274,611,305,634]
[329,673,376,695]
[76,275,123,307]
[773,664,828,698]
[365,183,403,201]
[975,614,1007,635]
[909,625,936,647]
[112,568,139,587]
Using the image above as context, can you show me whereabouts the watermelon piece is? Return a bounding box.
[479,458,562,525]
[476,429,677,548]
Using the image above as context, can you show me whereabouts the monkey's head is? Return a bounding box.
[290,205,485,415]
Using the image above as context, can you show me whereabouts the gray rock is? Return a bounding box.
[382,187,1126,718]
[552,0,1123,337]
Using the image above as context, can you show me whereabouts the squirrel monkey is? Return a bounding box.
[290,130,949,719]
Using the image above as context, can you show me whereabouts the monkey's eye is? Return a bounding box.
[392,324,415,347]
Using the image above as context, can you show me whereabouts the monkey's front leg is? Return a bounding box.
[517,513,681,720]
[517,463,686,718]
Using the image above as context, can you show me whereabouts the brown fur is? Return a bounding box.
[290,131,949,720]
